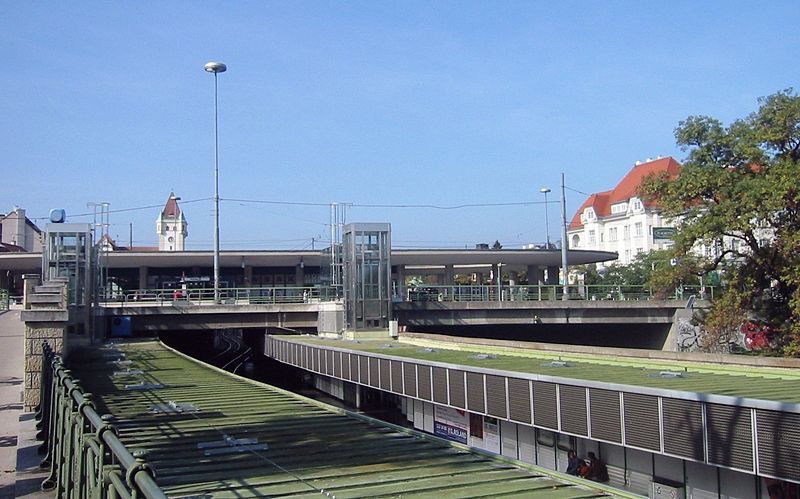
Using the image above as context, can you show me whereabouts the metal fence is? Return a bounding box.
[98,283,716,307]
[36,343,167,499]
[100,285,339,306]
[398,284,716,303]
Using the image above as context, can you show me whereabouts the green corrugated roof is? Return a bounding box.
[72,341,627,498]
[285,336,800,406]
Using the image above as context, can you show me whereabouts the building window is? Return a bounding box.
[623,225,630,240]
[611,202,627,214]
[589,230,596,245]
[625,249,631,261]
[609,227,618,241]
[635,222,643,237]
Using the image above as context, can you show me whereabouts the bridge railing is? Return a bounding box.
[397,284,716,303]
[99,285,340,306]
[36,343,167,499]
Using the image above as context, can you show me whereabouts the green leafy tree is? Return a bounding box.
[641,89,800,355]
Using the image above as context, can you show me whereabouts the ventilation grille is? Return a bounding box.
[662,398,704,461]
[369,357,380,388]
[706,404,753,471]
[418,365,432,400]
[432,367,448,404]
[756,409,800,482]
[559,385,587,436]
[623,393,661,451]
[466,372,485,413]
[325,350,334,376]
[342,353,351,381]
[485,375,507,418]
[403,362,417,397]
[533,381,558,430]
[378,358,390,390]
[358,355,369,384]
[448,370,465,409]
[390,360,403,394]
[507,378,531,424]
[333,351,341,378]
[589,388,621,443]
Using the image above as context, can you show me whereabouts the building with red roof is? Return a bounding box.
[567,157,681,265]
[156,193,188,251]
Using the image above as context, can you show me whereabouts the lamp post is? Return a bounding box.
[540,187,551,248]
[205,61,226,304]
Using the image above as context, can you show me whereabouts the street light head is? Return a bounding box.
[540,187,551,194]
[204,61,227,73]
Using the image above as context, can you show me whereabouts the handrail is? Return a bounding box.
[37,343,167,499]
[98,285,340,306]
[397,284,716,303]
[97,283,716,307]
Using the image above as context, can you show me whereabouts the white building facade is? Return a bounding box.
[156,193,188,251]
[567,157,680,266]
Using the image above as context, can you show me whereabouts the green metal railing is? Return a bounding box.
[99,285,339,306]
[0,289,8,311]
[36,343,167,499]
[399,284,716,303]
[98,283,716,307]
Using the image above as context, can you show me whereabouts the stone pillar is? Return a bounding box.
[138,266,149,289]
[527,265,544,285]
[546,266,559,285]
[20,277,68,411]
[444,265,455,286]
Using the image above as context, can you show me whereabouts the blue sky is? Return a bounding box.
[3,1,798,250]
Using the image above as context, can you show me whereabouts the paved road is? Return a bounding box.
[0,311,24,498]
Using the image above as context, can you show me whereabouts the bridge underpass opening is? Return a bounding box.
[404,323,672,350]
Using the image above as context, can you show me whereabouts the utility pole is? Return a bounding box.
[560,173,569,300]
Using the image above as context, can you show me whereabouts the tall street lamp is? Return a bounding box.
[540,187,551,248]
[205,61,226,304]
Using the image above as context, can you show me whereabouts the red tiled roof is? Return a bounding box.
[162,192,181,218]
[569,157,681,230]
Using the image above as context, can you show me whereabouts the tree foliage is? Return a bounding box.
[641,89,800,355]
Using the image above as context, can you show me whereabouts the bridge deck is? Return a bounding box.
[71,340,622,498]
[283,335,800,407]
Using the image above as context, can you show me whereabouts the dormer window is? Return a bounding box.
[611,202,627,214]
[631,198,643,211]
[584,208,595,220]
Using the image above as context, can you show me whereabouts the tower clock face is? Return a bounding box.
[168,237,174,243]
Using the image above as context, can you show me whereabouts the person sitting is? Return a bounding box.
[566,451,582,476]
[585,452,609,482]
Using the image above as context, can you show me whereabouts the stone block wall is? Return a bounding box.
[21,274,68,411]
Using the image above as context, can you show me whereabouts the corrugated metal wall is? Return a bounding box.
[265,335,799,484]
